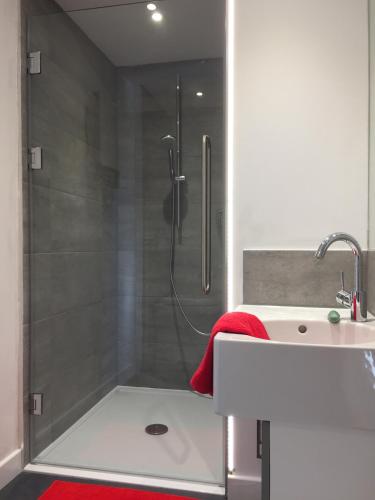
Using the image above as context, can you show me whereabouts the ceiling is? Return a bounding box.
[55,0,225,67]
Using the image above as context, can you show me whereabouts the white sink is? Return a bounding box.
[214,305,375,430]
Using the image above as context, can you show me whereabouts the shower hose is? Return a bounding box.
[169,183,213,399]
[169,178,210,338]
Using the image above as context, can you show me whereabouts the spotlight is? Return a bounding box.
[152,11,163,22]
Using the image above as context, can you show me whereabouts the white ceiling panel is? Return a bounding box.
[55,0,225,66]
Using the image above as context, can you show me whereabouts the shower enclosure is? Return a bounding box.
[25,0,226,489]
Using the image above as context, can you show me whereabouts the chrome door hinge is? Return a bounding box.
[30,393,43,416]
[29,146,42,170]
[27,51,41,75]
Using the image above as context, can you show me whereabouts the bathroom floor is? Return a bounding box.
[34,386,224,486]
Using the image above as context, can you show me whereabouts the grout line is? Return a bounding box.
[31,180,116,204]
[29,250,117,256]
[31,297,118,325]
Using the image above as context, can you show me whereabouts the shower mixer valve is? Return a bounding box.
[174,175,185,183]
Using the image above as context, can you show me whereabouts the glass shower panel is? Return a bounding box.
[27,0,225,485]
[27,7,119,461]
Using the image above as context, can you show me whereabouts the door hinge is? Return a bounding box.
[257,420,263,459]
[30,393,43,416]
[27,51,41,75]
[29,146,42,170]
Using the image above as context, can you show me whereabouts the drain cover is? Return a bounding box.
[145,424,168,435]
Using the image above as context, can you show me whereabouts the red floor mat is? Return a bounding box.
[39,481,199,500]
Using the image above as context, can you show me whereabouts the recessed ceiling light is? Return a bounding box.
[152,11,163,22]
[147,3,157,11]
[196,91,204,97]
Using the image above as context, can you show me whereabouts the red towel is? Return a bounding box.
[190,312,270,395]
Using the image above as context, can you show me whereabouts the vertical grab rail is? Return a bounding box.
[202,135,211,295]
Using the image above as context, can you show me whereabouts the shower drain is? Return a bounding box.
[145,424,169,435]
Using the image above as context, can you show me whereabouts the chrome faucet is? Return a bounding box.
[315,232,367,322]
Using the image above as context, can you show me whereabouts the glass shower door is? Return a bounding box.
[27,0,226,486]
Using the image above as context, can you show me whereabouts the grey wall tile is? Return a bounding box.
[31,300,118,454]
[23,254,31,324]
[142,246,222,301]
[30,116,104,201]
[118,202,138,251]
[140,296,221,346]
[243,250,359,308]
[102,188,118,251]
[101,252,118,297]
[23,0,62,16]
[117,340,137,385]
[117,294,139,385]
[117,295,138,345]
[32,185,104,253]
[118,250,137,296]
[28,11,115,93]
[23,324,31,462]
[31,252,104,321]
[128,359,201,391]
[182,107,224,158]
[141,342,206,369]
[23,181,31,255]
[30,55,100,149]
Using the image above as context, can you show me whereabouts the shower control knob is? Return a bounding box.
[174,175,185,183]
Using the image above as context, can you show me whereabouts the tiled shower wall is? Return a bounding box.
[26,5,119,456]
[117,60,225,389]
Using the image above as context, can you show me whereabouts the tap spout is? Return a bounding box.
[315,232,366,321]
[315,232,362,260]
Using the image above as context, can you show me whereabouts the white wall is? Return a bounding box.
[369,0,375,249]
[0,0,23,489]
[229,0,369,307]
[227,1,369,498]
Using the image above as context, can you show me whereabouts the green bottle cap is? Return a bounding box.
[328,310,341,324]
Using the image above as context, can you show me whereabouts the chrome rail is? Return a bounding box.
[202,134,211,295]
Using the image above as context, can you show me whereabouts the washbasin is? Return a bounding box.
[213,305,375,430]
[264,318,375,346]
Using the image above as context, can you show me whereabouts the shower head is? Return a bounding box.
[161,134,176,143]
[161,134,176,181]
